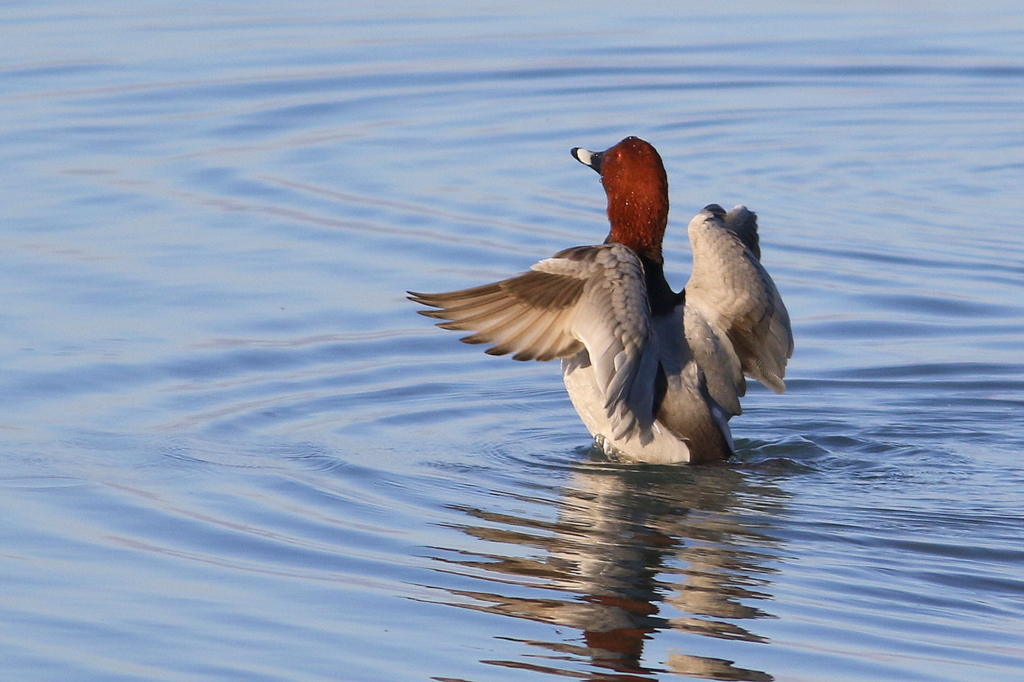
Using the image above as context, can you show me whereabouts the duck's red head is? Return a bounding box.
[571,136,669,263]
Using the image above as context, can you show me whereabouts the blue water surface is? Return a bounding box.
[1,2,1023,680]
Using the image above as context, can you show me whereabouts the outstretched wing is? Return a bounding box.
[409,243,656,437]
[684,204,793,405]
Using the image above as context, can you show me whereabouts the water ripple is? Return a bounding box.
[2,2,1023,680]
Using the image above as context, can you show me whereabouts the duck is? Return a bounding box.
[409,137,793,464]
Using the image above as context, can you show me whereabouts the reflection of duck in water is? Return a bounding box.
[429,460,786,681]
[411,137,793,463]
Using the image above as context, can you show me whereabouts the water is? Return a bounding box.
[2,1,1023,680]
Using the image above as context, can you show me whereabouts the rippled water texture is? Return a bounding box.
[2,2,1023,680]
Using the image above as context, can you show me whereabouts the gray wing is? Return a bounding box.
[684,204,793,408]
[409,243,657,437]
[721,202,760,259]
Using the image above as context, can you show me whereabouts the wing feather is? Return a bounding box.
[409,243,656,437]
[684,204,793,396]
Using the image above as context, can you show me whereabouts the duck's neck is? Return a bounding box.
[605,206,667,264]
[638,255,681,317]
[604,215,677,316]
